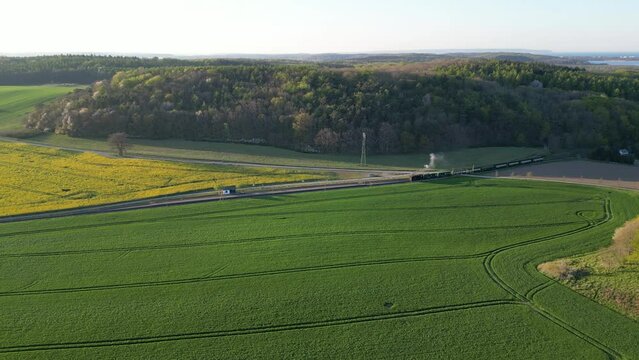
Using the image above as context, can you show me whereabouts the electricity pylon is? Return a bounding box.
[360,132,367,166]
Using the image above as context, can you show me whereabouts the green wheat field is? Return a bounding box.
[0,178,638,359]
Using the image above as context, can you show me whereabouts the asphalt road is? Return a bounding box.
[0,176,412,224]
[0,135,418,223]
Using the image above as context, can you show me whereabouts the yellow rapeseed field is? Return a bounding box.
[0,142,330,217]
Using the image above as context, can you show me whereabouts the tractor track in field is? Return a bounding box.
[522,209,600,301]
[524,280,555,300]
[190,199,595,219]
[482,199,621,359]
[0,182,623,356]
[0,254,486,297]
[0,221,584,259]
[0,185,454,231]
[529,305,621,360]
[0,217,591,298]
[0,299,523,354]
[0,188,588,235]
[482,216,598,300]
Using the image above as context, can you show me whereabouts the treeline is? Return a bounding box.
[437,60,639,102]
[26,65,639,154]
[0,55,293,85]
[0,54,585,86]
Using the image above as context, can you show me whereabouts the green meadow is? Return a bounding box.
[29,132,545,170]
[0,178,638,359]
[0,86,76,133]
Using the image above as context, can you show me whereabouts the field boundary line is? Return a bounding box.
[0,300,522,353]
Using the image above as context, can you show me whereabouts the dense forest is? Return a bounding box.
[0,54,585,85]
[26,64,639,154]
[0,55,290,85]
[437,60,639,102]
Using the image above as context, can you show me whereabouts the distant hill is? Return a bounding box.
[24,63,639,155]
[0,53,587,85]
[0,55,298,85]
[184,52,584,65]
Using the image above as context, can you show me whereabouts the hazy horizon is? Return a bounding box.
[3,50,639,59]
[2,0,638,55]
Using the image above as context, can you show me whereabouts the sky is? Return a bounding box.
[2,0,638,55]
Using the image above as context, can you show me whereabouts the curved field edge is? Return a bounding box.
[538,216,639,320]
[491,188,639,359]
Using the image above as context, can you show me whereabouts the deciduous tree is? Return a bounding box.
[108,132,130,157]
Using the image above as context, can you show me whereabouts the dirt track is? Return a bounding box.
[0,136,411,176]
[491,160,639,190]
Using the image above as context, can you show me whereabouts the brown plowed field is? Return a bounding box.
[493,160,639,190]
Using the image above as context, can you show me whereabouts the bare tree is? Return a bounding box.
[377,122,399,153]
[108,132,130,157]
[314,128,340,153]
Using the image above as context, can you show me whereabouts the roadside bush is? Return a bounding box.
[538,260,589,281]
[589,146,635,165]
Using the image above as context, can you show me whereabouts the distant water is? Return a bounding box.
[589,60,639,66]
[557,52,639,57]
